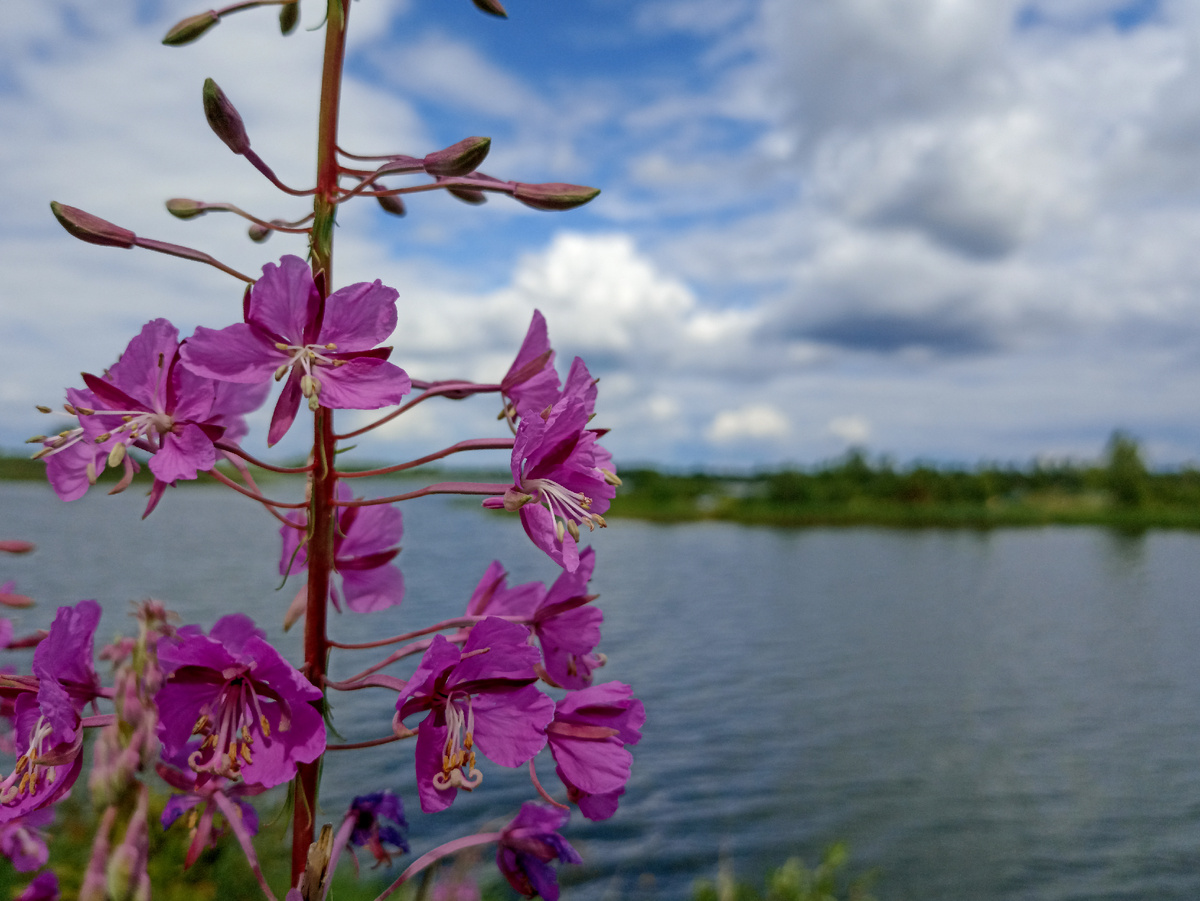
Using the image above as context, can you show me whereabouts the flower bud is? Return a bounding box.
[280,1,300,35]
[106,843,138,901]
[202,78,251,155]
[446,185,487,205]
[162,11,220,46]
[50,202,136,248]
[248,221,272,243]
[375,192,407,217]
[423,136,491,178]
[471,0,508,17]
[513,182,601,212]
[0,541,34,554]
[165,198,207,220]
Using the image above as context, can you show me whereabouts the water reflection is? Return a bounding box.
[4,482,1200,900]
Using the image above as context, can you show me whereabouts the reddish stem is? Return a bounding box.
[335,482,510,507]
[292,0,350,883]
[203,467,307,509]
[339,438,514,478]
[216,441,314,473]
[334,382,500,440]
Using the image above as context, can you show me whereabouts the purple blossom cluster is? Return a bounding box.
[9,281,641,899]
[12,2,640,898]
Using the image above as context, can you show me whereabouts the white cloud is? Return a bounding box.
[706,404,790,444]
[827,415,872,446]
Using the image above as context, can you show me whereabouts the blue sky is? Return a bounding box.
[4,0,1200,469]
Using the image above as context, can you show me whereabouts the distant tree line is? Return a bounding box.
[615,432,1200,528]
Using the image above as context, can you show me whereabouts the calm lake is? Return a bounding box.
[4,480,1200,901]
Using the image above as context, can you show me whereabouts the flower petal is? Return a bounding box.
[318,280,400,351]
[315,358,411,411]
[181,323,282,383]
[248,255,319,343]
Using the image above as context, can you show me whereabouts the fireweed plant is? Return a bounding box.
[8,1,644,899]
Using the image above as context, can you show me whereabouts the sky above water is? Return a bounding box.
[3,0,1200,469]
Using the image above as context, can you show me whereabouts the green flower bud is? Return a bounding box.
[50,202,136,248]
[423,136,491,178]
[280,1,300,35]
[165,198,207,220]
[513,182,601,211]
[106,844,138,901]
[202,78,251,155]
[162,11,220,46]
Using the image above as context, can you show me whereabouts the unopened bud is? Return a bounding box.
[424,136,491,178]
[165,198,207,220]
[248,221,272,243]
[375,192,406,217]
[502,488,533,512]
[106,842,139,901]
[513,182,601,212]
[279,1,300,35]
[50,202,136,248]
[471,0,508,17]
[0,541,35,555]
[162,11,220,46]
[202,78,251,155]
[449,186,487,205]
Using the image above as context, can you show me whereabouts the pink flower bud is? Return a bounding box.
[471,0,508,17]
[424,136,491,178]
[513,182,601,212]
[446,184,487,205]
[280,2,300,35]
[376,192,407,217]
[50,202,136,248]
[203,78,251,155]
[162,11,220,46]
[165,198,207,220]
[0,541,34,554]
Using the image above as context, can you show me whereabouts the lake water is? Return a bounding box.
[4,480,1200,900]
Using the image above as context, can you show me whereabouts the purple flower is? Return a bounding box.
[396,618,554,813]
[464,553,604,690]
[181,255,411,445]
[463,561,542,618]
[495,803,582,901]
[0,808,52,872]
[14,871,58,901]
[500,311,560,419]
[280,484,404,614]
[547,682,644,821]
[0,601,102,822]
[40,319,266,510]
[155,614,325,789]
[157,747,266,868]
[347,791,408,867]
[484,395,615,572]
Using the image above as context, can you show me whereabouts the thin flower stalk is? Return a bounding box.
[339,439,515,479]
[335,382,500,440]
[336,483,511,507]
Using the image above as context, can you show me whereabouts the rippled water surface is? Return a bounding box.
[5,480,1200,900]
